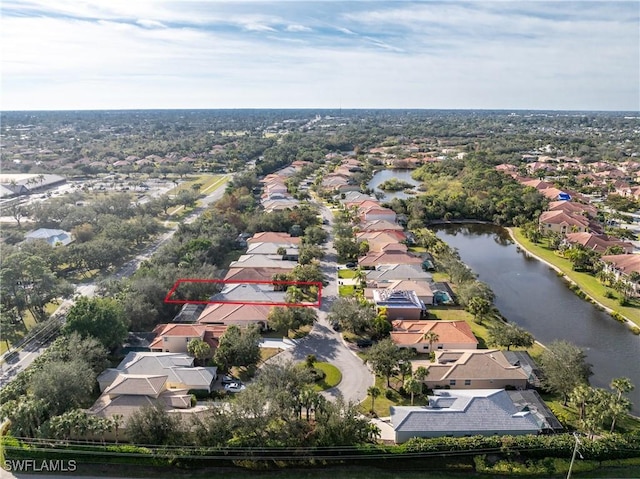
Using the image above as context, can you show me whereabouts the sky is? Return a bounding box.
[1,1,639,111]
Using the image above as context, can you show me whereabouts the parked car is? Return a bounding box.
[356,338,373,348]
[224,382,246,393]
[345,262,357,269]
[221,375,239,385]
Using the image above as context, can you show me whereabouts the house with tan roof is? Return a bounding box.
[564,233,634,254]
[358,250,423,268]
[247,232,301,245]
[358,220,404,233]
[228,254,298,270]
[390,320,477,353]
[356,230,407,245]
[88,373,204,441]
[197,302,272,329]
[412,349,529,390]
[224,267,285,282]
[149,323,227,356]
[97,352,218,393]
[539,210,590,235]
[359,204,397,223]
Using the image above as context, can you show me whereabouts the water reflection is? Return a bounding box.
[435,223,640,414]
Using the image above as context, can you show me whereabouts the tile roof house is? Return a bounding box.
[358,251,423,268]
[247,232,301,245]
[359,205,398,223]
[366,264,433,283]
[390,389,542,443]
[358,220,405,233]
[601,254,640,295]
[197,302,272,329]
[539,210,590,235]
[390,320,478,353]
[564,233,634,254]
[372,290,426,320]
[412,349,529,390]
[88,373,204,440]
[356,230,407,245]
[547,200,597,218]
[149,323,227,355]
[97,352,218,392]
[210,283,287,304]
[228,254,298,270]
[224,267,285,282]
[245,242,299,258]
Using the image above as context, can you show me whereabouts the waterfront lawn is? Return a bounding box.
[511,228,640,327]
[339,284,356,296]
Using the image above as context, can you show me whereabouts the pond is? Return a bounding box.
[367,169,422,201]
[435,223,640,414]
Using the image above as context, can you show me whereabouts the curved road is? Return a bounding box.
[267,203,374,405]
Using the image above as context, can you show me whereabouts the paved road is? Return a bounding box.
[267,201,374,405]
[0,176,231,388]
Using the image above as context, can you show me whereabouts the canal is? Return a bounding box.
[435,223,640,414]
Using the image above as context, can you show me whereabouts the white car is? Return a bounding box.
[224,382,246,393]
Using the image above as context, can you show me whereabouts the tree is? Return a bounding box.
[353,267,368,288]
[569,383,592,420]
[610,377,634,402]
[127,402,186,445]
[305,354,317,369]
[63,296,128,350]
[214,325,261,372]
[405,377,422,406]
[187,338,211,366]
[328,297,376,334]
[487,322,535,351]
[303,225,328,245]
[30,359,96,416]
[422,331,439,353]
[268,306,317,334]
[367,386,381,412]
[366,338,407,388]
[466,296,491,323]
[540,340,593,405]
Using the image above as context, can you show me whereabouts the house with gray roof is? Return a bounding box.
[366,264,433,284]
[372,289,426,320]
[211,283,287,304]
[390,389,542,443]
[25,228,73,246]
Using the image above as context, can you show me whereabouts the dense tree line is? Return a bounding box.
[387,154,547,227]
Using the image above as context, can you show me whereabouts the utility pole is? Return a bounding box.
[566,432,583,479]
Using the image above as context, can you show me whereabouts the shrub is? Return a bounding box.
[611,311,626,322]
[618,297,629,306]
[604,290,616,299]
[630,326,640,335]
[385,389,396,400]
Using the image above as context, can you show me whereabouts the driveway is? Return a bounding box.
[266,202,374,405]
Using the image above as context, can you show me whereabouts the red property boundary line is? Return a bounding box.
[164,279,322,308]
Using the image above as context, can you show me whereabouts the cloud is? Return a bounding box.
[286,24,312,32]
[136,19,167,29]
[0,1,637,111]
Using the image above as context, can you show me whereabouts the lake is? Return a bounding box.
[435,223,640,414]
[367,169,421,200]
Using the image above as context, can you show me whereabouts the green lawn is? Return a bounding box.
[312,362,342,391]
[338,269,357,279]
[511,228,640,327]
[360,376,429,417]
[339,285,356,296]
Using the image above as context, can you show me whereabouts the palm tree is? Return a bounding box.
[405,377,422,405]
[422,331,440,353]
[354,267,368,288]
[285,285,304,304]
[112,414,123,443]
[608,396,631,433]
[610,377,634,402]
[569,384,592,420]
[398,361,412,388]
[367,386,381,412]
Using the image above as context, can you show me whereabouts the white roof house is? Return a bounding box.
[25,228,73,246]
